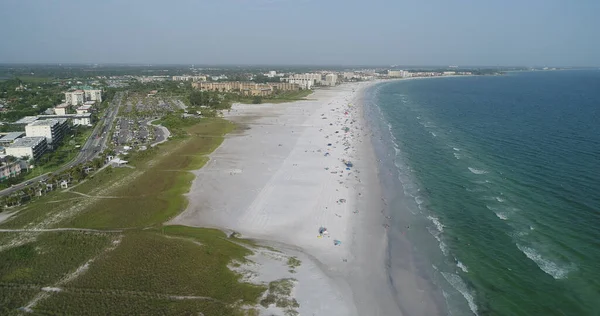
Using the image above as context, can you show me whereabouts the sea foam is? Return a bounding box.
[441,272,479,315]
[457,260,469,273]
[468,167,488,175]
[516,244,572,279]
[427,215,444,232]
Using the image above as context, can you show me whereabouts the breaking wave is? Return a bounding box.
[441,272,479,315]
[457,260,469,273]
[516,244,573,279]
[468,167,488,175]
[427,215,444,232]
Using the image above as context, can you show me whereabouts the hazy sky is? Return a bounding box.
[1,0,599,66]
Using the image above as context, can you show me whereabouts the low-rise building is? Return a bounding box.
[54,103,69,115]
[0,160,22,181]
[76,105,93,114]
[73,113,92,126]
[5,136,47,160]
[13,116,39,126]
[25,118,69,145]
[0,132,25,146]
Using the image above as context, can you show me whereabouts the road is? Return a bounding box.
[0,92,124,197]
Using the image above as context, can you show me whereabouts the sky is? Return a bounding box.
[0,0,599,67]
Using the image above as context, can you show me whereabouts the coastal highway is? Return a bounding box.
[0,92,124,198]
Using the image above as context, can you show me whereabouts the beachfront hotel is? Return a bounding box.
[192,81,300,96]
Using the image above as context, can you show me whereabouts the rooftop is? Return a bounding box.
[14,116,39,125]
[77,105,92,110]
[0,132,25,142]
[28,118,67,127]
[10,136,46,148]
[55,103,69,108]
[71,85,94,91]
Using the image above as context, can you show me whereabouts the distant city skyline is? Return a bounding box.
[1,0,599,67]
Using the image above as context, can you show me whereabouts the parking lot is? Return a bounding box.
[112,117,160,152]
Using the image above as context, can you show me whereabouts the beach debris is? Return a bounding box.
[338,198,346,204]
[342,160,353,168]
[334,240,342,246]
[318,227,329,237]
[324,152,330,157]
[327,143,332,146]
[325,167,329,170]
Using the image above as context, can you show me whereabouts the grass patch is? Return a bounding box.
[260,278,299,315]
[70,167,133,195]
[0,194,81,229]
[287,257,301,273]
[36,292,235,316]
[0,288,40,314]
[237,90,313,104]
[0,232,113,284]
[64,118,233,229]
[64,228,265,313]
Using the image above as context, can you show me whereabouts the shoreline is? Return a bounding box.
[170,81,438,315]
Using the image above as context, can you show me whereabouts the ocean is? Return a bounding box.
[364,71,600,316]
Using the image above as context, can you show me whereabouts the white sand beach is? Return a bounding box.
[170,82,438,315]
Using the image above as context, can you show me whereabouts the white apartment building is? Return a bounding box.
[343,72,357,80]
[291,73,323,83]
[284,73,323,89]
[84,89,102,102]
[286,78,314,90]
[388,70,410,78]
[65,90,85,106]
[324,73,338,86]
[25,118,68,145]
[5,136,47,160]
[172,75,207,82]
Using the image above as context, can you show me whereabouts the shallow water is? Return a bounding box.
[365,71,600,315]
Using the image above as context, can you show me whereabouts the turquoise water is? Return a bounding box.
[366,71,600,315]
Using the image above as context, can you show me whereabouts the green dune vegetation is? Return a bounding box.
[0,116,276,315]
